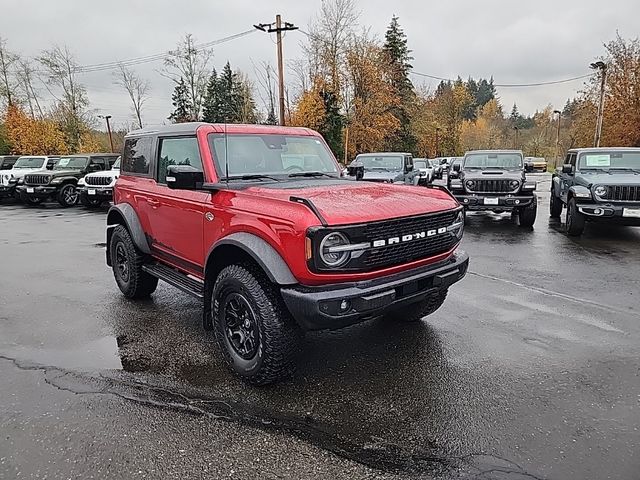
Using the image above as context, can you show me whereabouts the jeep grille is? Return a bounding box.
[85,176,112,186]
[466,179,517,193]
[609,185,640,202]
[24,174,50,185]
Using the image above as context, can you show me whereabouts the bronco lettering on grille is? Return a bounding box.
[372,227,447,247]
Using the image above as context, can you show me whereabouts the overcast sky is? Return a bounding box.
[1,0,638,130]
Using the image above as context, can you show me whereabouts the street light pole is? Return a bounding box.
[99,115,114,153]
[513,126,519,149]
[435,127,440,157]
[553,109,562,169]
[590,61,607,147]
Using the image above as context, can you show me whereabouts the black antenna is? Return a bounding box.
[224,119,229,186]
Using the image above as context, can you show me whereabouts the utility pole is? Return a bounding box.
[254,16,298,126]
[553,109,562,169]
[99,115,114,153]
[590,61,607,147]
[513,126,519,149]
[435,127,440,157]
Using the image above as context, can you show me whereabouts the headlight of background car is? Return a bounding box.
[447,210,465,240]
[465,180,475,190]
[509,180,520,190]
[594,185,608,198]
[319,232,350,267]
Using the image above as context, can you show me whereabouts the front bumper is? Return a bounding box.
[281,250,469,331]
[19,185,57,199]
[0,184,16,197]
[79,186,114,200]
[577,202,640,226]
[453,193,534,210]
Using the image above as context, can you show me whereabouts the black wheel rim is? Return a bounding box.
[115,242,130,283]
[222,293,259,360]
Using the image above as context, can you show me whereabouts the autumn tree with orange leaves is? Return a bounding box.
[4,104,68,155]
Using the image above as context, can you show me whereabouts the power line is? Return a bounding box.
[76,29,257,73]
[411,71,594,88]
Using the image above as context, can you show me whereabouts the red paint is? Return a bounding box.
[115,124,461,286]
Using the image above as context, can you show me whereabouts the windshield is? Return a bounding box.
[14,157,46,169]
[578,151,640,170]
[430,159,441,166]
[464,153,523,169]
[54,157,89,170]
[356,155,403,171]
[209,134,339,178]
[414,160,428,169]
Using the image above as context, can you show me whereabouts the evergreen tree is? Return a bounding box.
[168,78,192,123]
[382,15,417,153]
[264,105,277,125]
[476,77,496,107]
[319,85,343,156]
[202,68,223,123]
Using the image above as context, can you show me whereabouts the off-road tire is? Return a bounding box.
[57,184,79,207]
[110,224,158,299]
[80,191,102,208]
[388,288,448,322]
[566,198,586,237]
[212,263,300,386]
[518,195,537,227]
[549,189,563,218]
[21,193,43,206]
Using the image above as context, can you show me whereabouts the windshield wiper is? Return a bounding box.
[220,174,281,182]
[288,171,337,178]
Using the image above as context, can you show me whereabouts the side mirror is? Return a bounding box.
[562,164,573,175]
[453,163,461,172]
[166,164,204,190]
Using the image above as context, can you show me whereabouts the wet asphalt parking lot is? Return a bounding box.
[1,172,639,480]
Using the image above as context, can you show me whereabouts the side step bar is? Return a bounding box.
[142,263,204,299]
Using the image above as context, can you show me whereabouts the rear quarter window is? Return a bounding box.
[122,136,153,175]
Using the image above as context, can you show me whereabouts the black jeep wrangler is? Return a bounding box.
[551,147,640,236]
[449,150,538,227]
[21,154,118,207]
[347,152,420,185]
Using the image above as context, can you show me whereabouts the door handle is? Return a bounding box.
[147,198,159,207]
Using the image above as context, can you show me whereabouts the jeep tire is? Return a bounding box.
[110,225,158,299]
[549,189,562,218]
[57,184,79,207]
[212,263,300,386]
[566,198,586,236]
[21,193,43,206]
[80,191,102,208]
[388,288,448,322]
[518,195,537,227]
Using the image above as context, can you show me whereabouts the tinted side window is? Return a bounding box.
[122,137,153,175]
[157,137,202,184]
[90,158,106,170]
[569,153,577,167]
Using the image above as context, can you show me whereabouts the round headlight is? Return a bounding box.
[465,180,475,189]
[509,180,520,190]
[594,185,608,198]
[319,232,350,267]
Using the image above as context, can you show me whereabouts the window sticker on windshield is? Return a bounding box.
[58,158,70,167]
[585,154,610,167]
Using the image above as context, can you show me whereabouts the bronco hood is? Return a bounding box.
[247,180,459,226]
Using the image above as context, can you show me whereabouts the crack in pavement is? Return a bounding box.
[0,354,545,480]
[468,271,638,320]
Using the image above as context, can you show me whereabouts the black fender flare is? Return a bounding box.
[208,232,297,286]
[106,203,150,265]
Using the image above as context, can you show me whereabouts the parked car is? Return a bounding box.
[3,156,59,202]
[429,159,444,179]
[525,156,548,172]
[550,147,640,236]
[106,123,468,385]
[0,155,19,170]
[447,157,463,189]
[20,153,119,207]
[347,152,420,185]
[78,156,121,208]
[413,158,434,185]
[449,150,537,227]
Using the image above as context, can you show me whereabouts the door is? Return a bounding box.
[145,136,209,275]
[559,152,577,202]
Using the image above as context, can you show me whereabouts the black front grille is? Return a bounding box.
[24,174,50,185]
[363,232,458,269]
[467,179,515,193]
[85,175,112,186]
[364,210,457,240]
[610,185,640,202]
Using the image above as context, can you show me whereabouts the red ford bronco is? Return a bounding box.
[106,123,468,385]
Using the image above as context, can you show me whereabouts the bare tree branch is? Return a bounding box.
[115,64,150,128]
